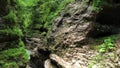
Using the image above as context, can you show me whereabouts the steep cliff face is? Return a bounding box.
[1,0,120,68]
[41,0,120,68]
[0,0,75,68]
[47,0,120,48]
[47,0,93,48]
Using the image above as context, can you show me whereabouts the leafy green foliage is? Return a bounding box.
[0,0,75,67]
[0,47,29,68]
[98,37,116,53]
[0,27,23,37]
[0,0,33,67]
[2,62,19,68]
[3,10,17,24]
[89,35,119,67]
[33,0,75,32]
[0,47,29,60]
[15,0,39,7]
[15,0,39,29]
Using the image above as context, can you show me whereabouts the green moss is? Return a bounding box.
[0,27,23,37]
[15,0,39,7]
[2,62,19,68]
[33,0,75,32]
[41,32,47,36]
[0,0,75,67]
[0,47,29,68]
[3,10,17,24]
[0,0,34,67]
[18,39,25,47]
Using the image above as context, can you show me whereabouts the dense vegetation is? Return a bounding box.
[1,0,119,68]
[0,0,74,68]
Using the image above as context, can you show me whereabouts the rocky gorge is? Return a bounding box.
[0,0,120,68]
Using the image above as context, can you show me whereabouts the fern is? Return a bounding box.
[98,36,117,53]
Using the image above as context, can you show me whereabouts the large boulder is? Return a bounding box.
[47,0,120,48]
[47,0,94,48]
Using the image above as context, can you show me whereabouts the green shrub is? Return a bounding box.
[3,10,17,24]
[2,62,19,68]
[0,0,33,67]
[98,37,115,53]
[15,0,39,7]
[0,27,23,37]
[0,47,30,68]
[0,0,75,67]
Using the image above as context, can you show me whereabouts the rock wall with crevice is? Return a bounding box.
[47,0,120,48]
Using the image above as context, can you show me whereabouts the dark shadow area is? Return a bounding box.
[113,0,120,4]
[29,48,51,68]
[89,5,120,38]
[96,6,120,27]
[0,0,8,17]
